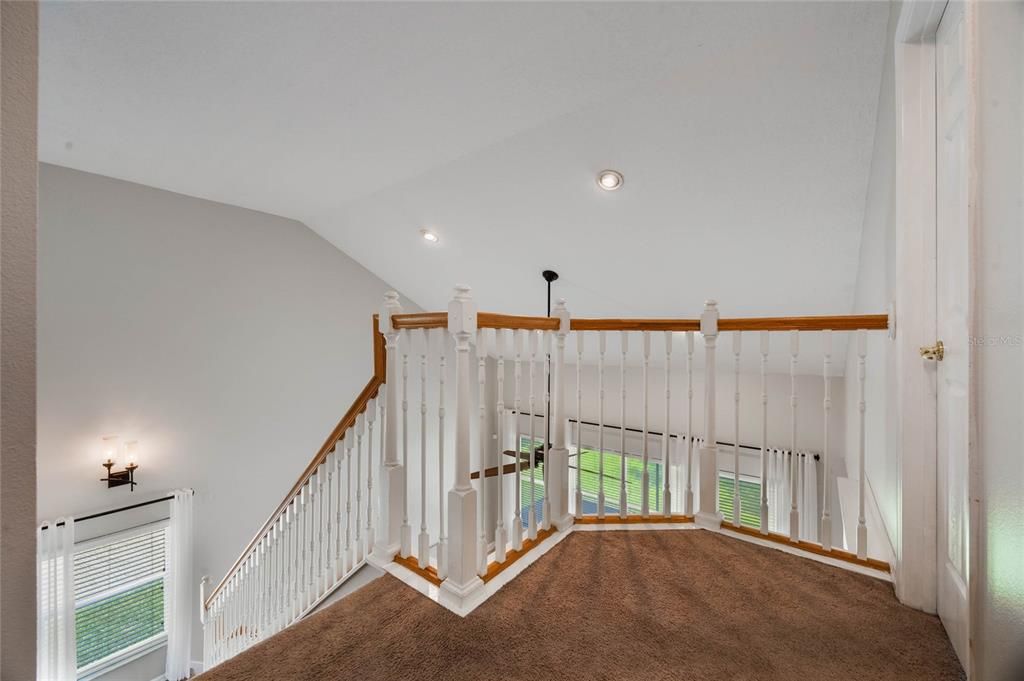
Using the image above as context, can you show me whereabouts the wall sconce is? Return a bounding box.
[100,435,139,491]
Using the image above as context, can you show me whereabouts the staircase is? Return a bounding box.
[200,286,893,671]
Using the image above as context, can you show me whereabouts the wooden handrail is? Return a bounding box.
[205,321,386,608]
[570,318,700,332]
[478,312,558,330]
[391,312,447,329]
[718,314,889,332]
[384,311,889,332]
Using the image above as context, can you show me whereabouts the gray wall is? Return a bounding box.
[37,164,414,675]
[1,2,39,678]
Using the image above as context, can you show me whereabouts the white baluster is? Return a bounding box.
[366,395,378,561]
[821,329,833,550]
[400,330,412,558]
[366,397,377,565]
[685,331,695,516]
[441,285,484,603]
[641,331,651,518]
[512,330,524,550]
[436,329,448,579]
[334,440,344,579]
[663,331,673,517]
[345,433,353,571]
[541,330,552,531]
[574,331,585,519]
[789,330,800,542]
[418,328,430,568]
[696,300,721,528]
[324,450,334,591]
[527,330,539,539]
[597,331,607,519]
[494,328,507,562]
[477,328,488,576]
[856,330,868,559]
[733,331,742,527]
[317,463,327,592]
[619,331,629,518]
[355,415,364,564]
[759,332,770,535]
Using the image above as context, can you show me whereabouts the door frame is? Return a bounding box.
[892,0,977,675]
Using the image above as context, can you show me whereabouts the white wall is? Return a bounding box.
[974,3,1024,679]
[844,0,901,559]
[37,164,415,674]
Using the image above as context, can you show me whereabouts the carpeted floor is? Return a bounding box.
[198,530,965,681]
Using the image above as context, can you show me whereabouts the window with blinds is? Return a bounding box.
[74,526,167,671]
[717,473,762,529]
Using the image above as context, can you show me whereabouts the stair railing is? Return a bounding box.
[201,285,892,670]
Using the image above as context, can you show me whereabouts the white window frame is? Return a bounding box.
[74,519,169,681]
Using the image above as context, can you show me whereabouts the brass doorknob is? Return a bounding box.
[920,340,944,361]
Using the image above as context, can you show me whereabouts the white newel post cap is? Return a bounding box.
[381,291,403,334]
[448,285,477,341]
[553,297,570,335]
[700,299,719,337]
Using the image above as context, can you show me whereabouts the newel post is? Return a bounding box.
[374,291,405,561]
[547,298,573,530]
[696,300,723,529]
[441,285,485,604]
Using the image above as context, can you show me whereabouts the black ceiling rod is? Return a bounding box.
[541,270,559,456]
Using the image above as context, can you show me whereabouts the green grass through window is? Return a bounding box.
[76,578,164,669]
[519,439,664,517]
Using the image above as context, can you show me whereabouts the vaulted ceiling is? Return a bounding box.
[40,1,890,320]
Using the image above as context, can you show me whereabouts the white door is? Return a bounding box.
[935,0,970,670]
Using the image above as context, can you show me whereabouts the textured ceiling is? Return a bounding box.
[40,1,889,325]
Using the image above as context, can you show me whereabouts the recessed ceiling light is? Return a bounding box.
[597,169,624,191]
[420,229,439,243]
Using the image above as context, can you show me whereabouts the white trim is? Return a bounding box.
[77,632,166,681]
[890,0,946,614]
[385,521,891,617]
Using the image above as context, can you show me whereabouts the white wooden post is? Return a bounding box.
[374,291,404,560]
[541,331,553,531]
[684,331,695,516]
[759,332,770,535]
[400,330,412,558]
[441,285,484,604]
[789,330,800,542]
[696,300,722,529]
[436,330,448,579]
[856,330,868,560]
[663,331,672,517]
[476,328,488,576]
[641,331,651,518]
[618,331,629,518]
[527,331,538,539]
[418,329,430,568]
[494,329,507,562]
[732,331,742,527]
[597,331,607,519]
[574,330,584,519]
[821,330,833,551]
[512,330,524,550]
[547,299,573,530]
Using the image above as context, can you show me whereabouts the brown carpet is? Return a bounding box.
[198,530,964,681]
